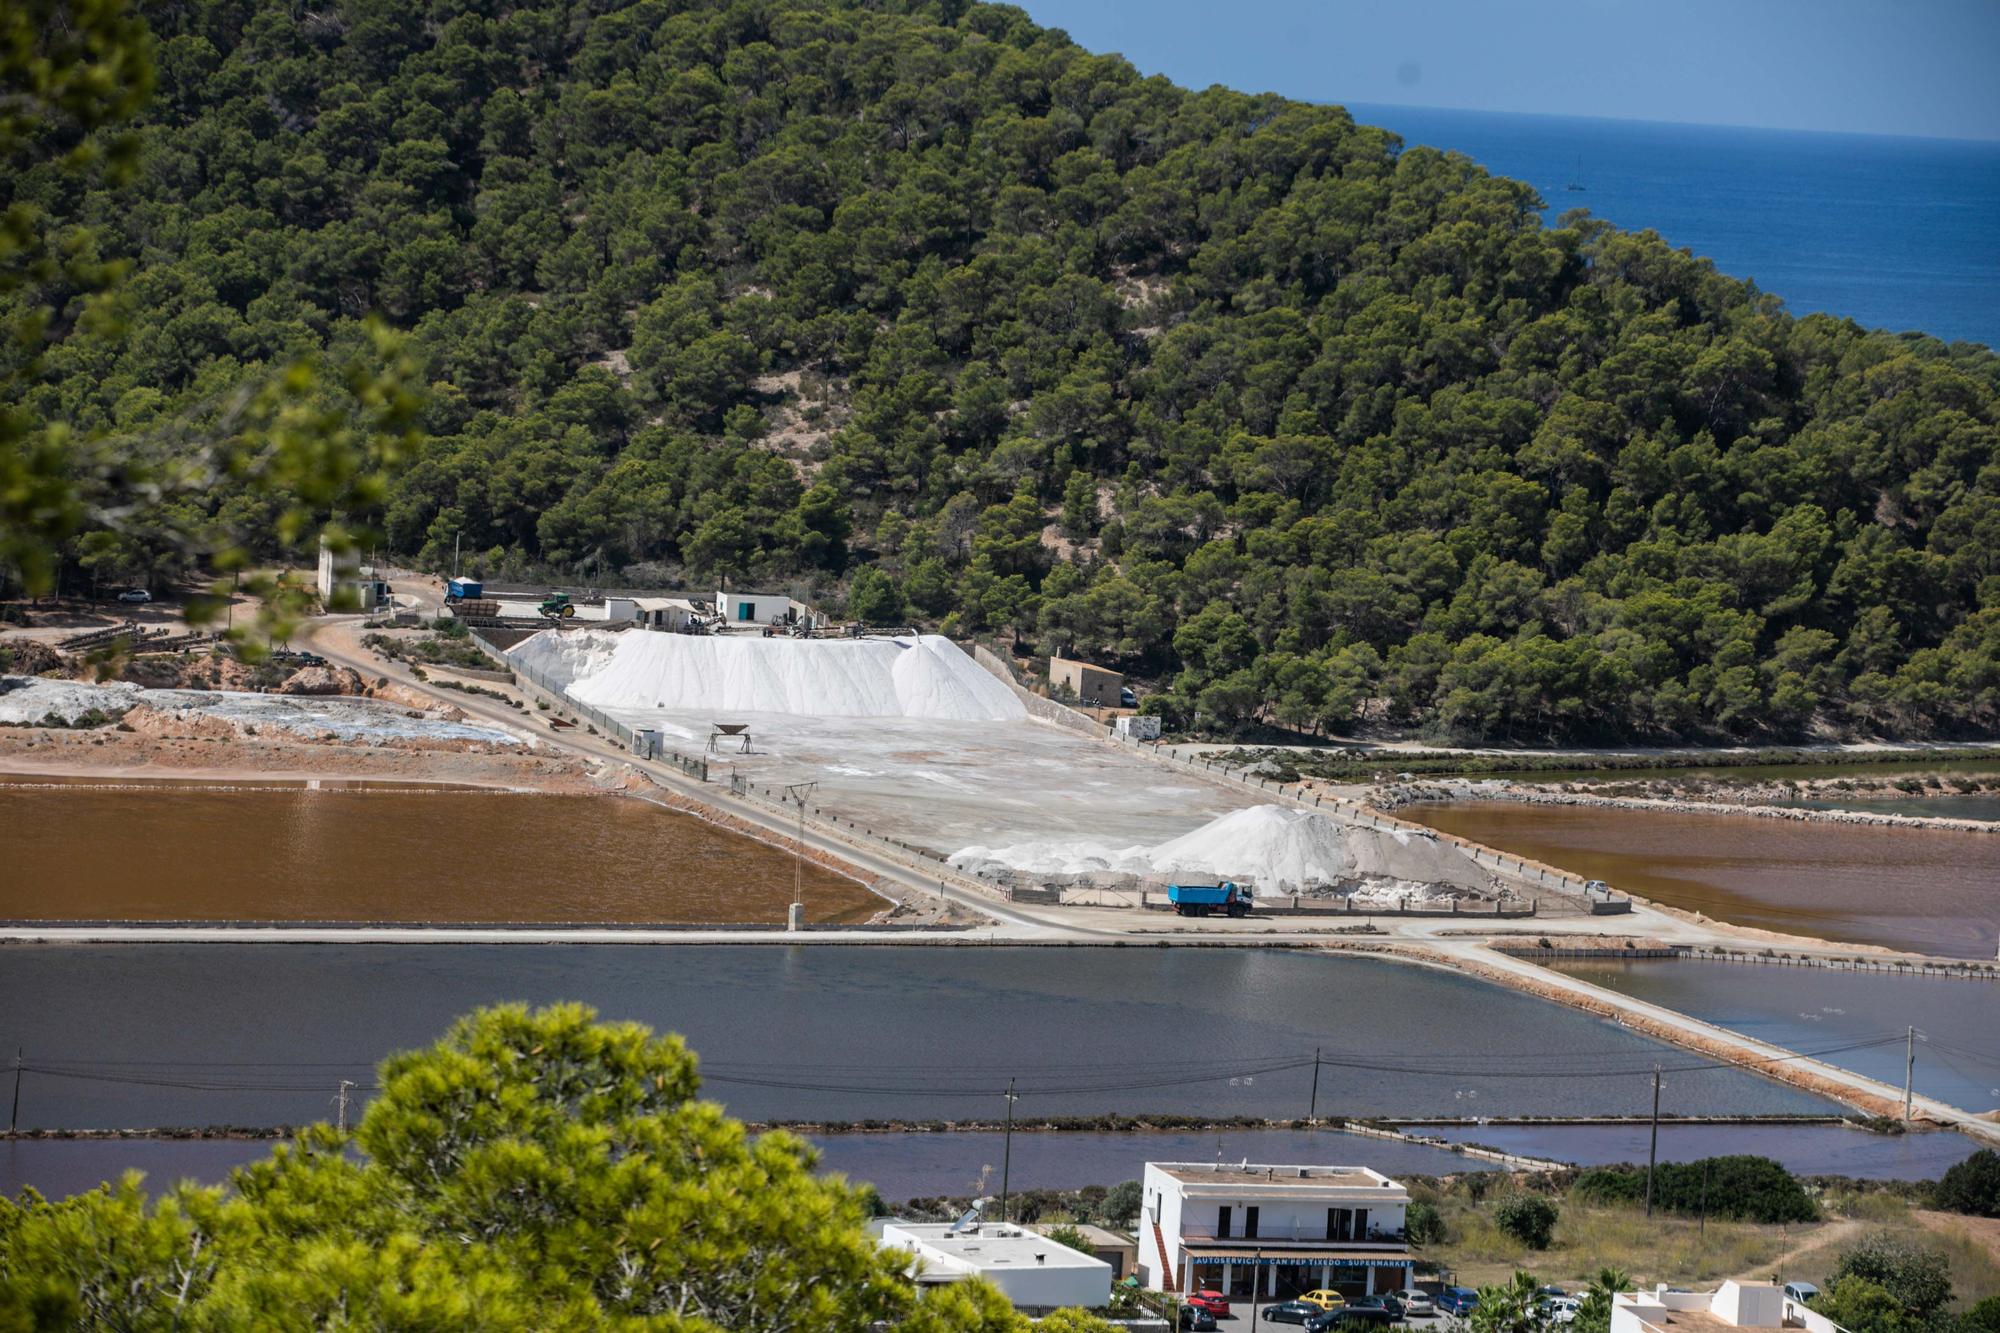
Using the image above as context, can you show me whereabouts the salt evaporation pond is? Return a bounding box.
[1544,958,2000,1114]
[0,1129,1504,1206]
[8,1114,1979,1206]
[0,777,879,924]
[1405,1122,1980,1181]
[1400,801,2000,958]
[0,945,1837,1132]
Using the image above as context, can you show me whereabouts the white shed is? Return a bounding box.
[715,590,798,626]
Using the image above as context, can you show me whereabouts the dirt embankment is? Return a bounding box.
[0,716,601,791]
[1371,780,1997,835]
[635,784,970,927]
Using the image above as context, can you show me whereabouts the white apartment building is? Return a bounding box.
[1613,1283,1853,1333]
[1138,1162,1412,1302]
[880,1220,1112,1314]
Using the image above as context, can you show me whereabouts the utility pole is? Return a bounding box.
[336,1079,355,1133]
[9,1047,20,1134]
[999,1078,1019,1224]
[1904,1026,1916,1121]
[1645,1065,1661,1219]
[1308,1047,1322,1126]
[784,781,817,930]
[453,533,461,579]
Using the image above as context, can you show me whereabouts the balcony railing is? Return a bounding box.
[1179,1224,1408,1247]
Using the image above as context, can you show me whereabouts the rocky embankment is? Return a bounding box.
[1369,779,1998,833]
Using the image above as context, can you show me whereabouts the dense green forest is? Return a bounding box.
[8,0,1999,742]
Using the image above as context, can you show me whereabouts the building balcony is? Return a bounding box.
[1177,1225,1408,1249]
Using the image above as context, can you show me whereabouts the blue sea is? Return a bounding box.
[1349,104,2000,349]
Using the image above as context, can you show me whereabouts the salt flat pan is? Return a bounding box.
[514,630,1025,723]
[0,676,523,745]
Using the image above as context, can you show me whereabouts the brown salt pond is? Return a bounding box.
[1400,801,2000,958]
[0,775,881,924]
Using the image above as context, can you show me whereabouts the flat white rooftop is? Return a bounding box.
[881,1222,1111,1273]
[1153,1162,1407,1196]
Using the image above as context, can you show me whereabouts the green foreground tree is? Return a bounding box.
[0,1004,1105,1332]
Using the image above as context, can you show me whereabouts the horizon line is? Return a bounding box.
[1333,98,2000,148]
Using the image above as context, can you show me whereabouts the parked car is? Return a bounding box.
[1178,1304,1219,1331]
[1300,1290,1348,1312]
[1265,1301,1328,1325]
[1119,685,1138,708]
[1351,1296,1406,1319]
[1186,1289,1231,1318]
[116,589,152,604]
[1436,1287,1481,1317]
[1329,1308,1397,1329]
[1545,1297,1580,1324]
[1395,1289,1437,1318]
[1783,1283,1821,1307]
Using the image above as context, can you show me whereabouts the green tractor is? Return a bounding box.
[538,592,578,621]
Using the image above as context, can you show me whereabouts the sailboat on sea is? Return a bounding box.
[1565,154,1586,191]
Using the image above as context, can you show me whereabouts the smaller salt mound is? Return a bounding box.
[951,803,1491,893]
[516,628,1027,722]
[1145,805,1359,888]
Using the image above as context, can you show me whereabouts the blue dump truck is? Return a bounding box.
[445,577,484,602]
[1166,882,1252,918]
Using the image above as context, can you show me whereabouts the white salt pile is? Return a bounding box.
[512,629,1027,723]
[0,676,524,744]
[950,804,1490,893]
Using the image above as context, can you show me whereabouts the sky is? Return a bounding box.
[1014,0,2000,142]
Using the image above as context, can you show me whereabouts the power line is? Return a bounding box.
[7,1035,1910,1100]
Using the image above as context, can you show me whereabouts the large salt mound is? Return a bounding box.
[513,629,1027,723]
[951,803,1490,892]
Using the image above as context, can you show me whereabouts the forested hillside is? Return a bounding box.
[11,0,2000,741]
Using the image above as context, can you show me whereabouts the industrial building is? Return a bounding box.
[1137,1161,1412,1302]
[1048,655,1124,706]
[879,1220,1112,1314]
[1613,1283,1852,1333]
[314,541,387,613]
[718,589,806,627]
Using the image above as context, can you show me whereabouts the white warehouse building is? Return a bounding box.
[880,1220,1111,1314]
[1139,1162,1412,1303]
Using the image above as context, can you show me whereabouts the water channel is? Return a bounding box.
[1401,801,2000,958]
[0,776,879,924]
[0,945,1838,1133]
